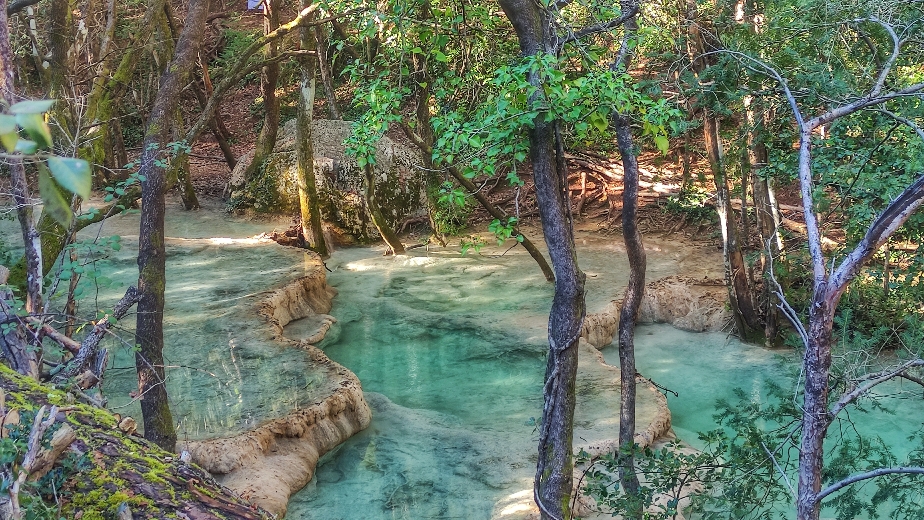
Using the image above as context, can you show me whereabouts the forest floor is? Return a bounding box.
[183,0,813,253]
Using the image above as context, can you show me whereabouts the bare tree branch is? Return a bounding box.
[826,174,924,301]
[54,286,141,382]
[556,6,640,52]
[816,467,924,501]
[829,359,924,419]
[852,17,901,98]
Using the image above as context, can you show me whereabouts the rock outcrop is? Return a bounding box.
[581,275,732,348]
[181,252,372,516]
[228,119,426,242]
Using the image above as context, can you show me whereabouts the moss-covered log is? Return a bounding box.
[0,365,273,519]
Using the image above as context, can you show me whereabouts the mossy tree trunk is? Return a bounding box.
[134,0,210,452]
[242,0,282,185]
[363,164,405,255]
[498,2,586,518]
[295,3,327,257]
[81,0,166,185]
[162,0,200,210]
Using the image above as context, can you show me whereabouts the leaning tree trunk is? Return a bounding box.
[296,4,327,257]
[685,4,762,339]
[498,2,586,518]
[363,165,405,255]
[134,0,210,452]
[401,125,555,281]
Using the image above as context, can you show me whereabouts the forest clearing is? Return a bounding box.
[0,0,923,519]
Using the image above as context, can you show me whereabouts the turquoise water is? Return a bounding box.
[288,244,924,520]
[287,247,553,520]
[70,207,342,440]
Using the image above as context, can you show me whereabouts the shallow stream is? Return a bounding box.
[7,206,921,519]
[287,240,924,520]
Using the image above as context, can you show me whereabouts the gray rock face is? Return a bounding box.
[228,119,426,241]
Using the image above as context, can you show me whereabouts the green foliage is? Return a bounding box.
[0,100,91,228]
[213,28,261,83]
[431,181,472,237]
[488,217,523,245]
[583,372,924,519]
[663,185,715,224]
[460,235,485,256]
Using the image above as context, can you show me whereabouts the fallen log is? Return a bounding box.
[0,364,273,519]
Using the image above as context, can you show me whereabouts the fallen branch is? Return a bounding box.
[54,286,142,383]
[8,405,57,519]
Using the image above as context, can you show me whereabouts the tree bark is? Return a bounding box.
[0,0,43,325]
[314,24,341,119]
[745,96,782,345]
[704,116,762,338]
[81,0,165,185]
[296,4,328,257]
[134,0,210,452]
[363,165,405,255]
[685,4,761,339]
[611,0,644,514]
[498,3,586,518]
[241,0,281,185]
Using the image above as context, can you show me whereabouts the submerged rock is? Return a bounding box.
[180,252,372,516]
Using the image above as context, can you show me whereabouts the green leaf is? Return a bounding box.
[0,114,17,152]
[15,113,52,149]
[433,51,448,62]
[14,140,38,154]
[589,112,609,133]
[38,164,72,227]
[9,99,54,114]
[654,135,669,155]
[47,156,91,199]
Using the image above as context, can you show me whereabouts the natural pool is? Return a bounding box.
[287,242,924,520]
[17,205,920,519]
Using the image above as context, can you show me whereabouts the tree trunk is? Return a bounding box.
[745,96,782,345]
[704,116,762,338]
[134,0,210,452]
[0,4,43,323]
[82,0,165,184]
[498,2,586,518]
[363,165,405,255]
[242,0,281,184]
[611,1,644,514]
[314,24,341,119]
[401,125,555,282]
[686,0,761,340]
[296,4,327,257]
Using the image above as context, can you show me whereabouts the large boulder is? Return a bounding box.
[228,119,426,242]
